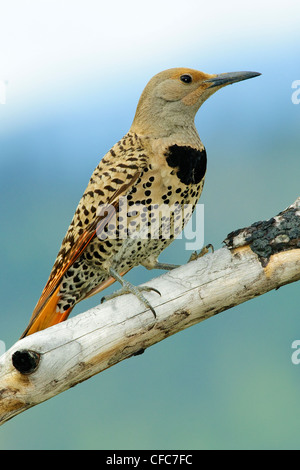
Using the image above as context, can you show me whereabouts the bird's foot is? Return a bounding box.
[101,268,160,318]
[149,262,180,271]
[188,244,214,262]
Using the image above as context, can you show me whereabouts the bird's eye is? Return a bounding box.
[180,74,193,84]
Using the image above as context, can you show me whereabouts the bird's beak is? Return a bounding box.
[204,71,261,89]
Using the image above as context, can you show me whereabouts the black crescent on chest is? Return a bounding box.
[164,145,207,185]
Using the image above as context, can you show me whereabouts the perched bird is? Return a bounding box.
[20,67,260,338]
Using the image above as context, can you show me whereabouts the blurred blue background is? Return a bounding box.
[0,0,300,450]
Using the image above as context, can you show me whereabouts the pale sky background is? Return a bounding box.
[1,0,299,114]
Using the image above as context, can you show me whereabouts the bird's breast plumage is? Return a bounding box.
[48,131,207,313]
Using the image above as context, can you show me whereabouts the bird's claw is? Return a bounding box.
[188,243,214,262]
[101,283,160,318]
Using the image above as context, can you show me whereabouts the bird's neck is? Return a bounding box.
[130,121,202,149]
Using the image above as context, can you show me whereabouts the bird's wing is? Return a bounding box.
[21,133,148,337]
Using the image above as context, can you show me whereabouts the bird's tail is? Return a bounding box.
[19,272,126,338]
[20,284,73,338]
[20,175,139,339]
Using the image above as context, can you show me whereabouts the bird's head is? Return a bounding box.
[130,67,260,137]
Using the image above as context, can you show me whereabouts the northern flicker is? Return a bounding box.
[20,67,260,338]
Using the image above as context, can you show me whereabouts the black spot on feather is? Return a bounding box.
[165,145,207,185]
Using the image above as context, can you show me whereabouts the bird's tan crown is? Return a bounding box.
[168,67,213,82]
